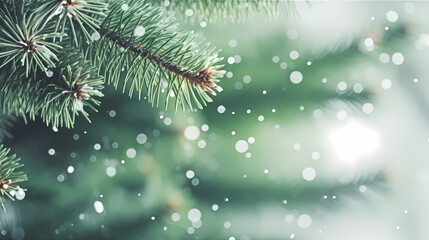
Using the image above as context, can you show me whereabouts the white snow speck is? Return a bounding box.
[243,75,251,84]
[106,167,117,177]
[201,124,209,131]
[311,152,320,160]
[289,50,299,60]
[302,167,316,181]
[353,83,363,93]
[229,39,238,48]
[48,148,55,155]
[74,100,84,111]
[379,53,390,63]
[172,213,181,222]
[57,174,65,182]
[381,79,392,90]
[235,140,249,153]
[91,32,100,41]
[337,81,347,91]
[126,148,136,158]
[359,185,367,192]
[197,140,206,148]
[94,201,104,213]
[297,214,312,228]
[67,166,74,174]
[217,105,226,114]
[121,4,129,10]
[227,57,235,64]
[272,56,279,63]
[136,133,148,144]
[184,125,200,141]
[188,208,202,222]
[362,103,374,114]
[392,52,404,65]
[386,10,398,22]
[46,70,53,77]
[134,26,145,37]
[224,221,231,229]
[212,204,219,211]
[185,9,193,16]
[186,170,195,179]
[290,71,303,84]
[15,189,25,200]
[94,143,101,150]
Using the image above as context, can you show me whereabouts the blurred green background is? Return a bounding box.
[2,1,429,240]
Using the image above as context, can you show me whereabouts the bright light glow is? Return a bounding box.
[329,121,380,162]
[94,201,104,213]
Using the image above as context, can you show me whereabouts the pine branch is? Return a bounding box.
[0,1,64,77]
[0,114,15,142]
[148,0,297,23]
[34,0,109,46]
[86,0,225,111]
[0,50,104,128]
[0,145,27,211]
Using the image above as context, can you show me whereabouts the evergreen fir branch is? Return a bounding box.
[0,114,15,142]
[86,0,225,111]
[0,145,27,211]
[0,1,64,77]
[0,50,104,128]
[149,0,297,23]
[35,0,109,46]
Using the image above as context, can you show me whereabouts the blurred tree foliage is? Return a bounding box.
[0,1,415,240]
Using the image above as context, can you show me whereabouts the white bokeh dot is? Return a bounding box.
[133,26,145,37]
[302,167,316,181]
[379,53,390,63]
[217,105,226,114]
[184,126,200,141]
[297,214,312,228]
[172,213,181,222]
[311,152,320,160]
[337,81,347,91]
[212,204,219,211]
[289,50,299,60]
[290,71,303,84]
[235,140,249,153]
[126,148,136,158]
[188,208,202,222]
[136,133,148,144]
[67,166,74,174]
[186,170,195,179]
[386,10,399,22]
[106,167,117,177]
[381,79,392,89]
[362,103,374,114]
[48,148,55,155]
[392,52,404,65]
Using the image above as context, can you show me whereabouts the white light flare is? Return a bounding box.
[329,121,380,162]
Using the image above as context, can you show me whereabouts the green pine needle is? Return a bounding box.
[86,0,225,112]
[35,0,109,46]
[150,0,298,23]
[0,50,104,128]
[0,1,64,77]
[0,145,27,211]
